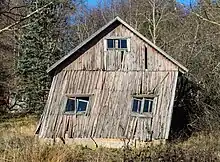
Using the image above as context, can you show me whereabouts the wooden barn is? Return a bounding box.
[36,17,188,146]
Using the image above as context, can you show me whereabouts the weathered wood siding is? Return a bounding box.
[64,24,178,71]
[37,24,179,141]
[38,70,178,140]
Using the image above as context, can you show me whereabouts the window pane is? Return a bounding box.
[132,99,142,113]
[143,99,153,113]
[107,39,114,48]
[65,99,75,112]
[120,39,127,48]
[77,100,88,112]
[143,100,149,112]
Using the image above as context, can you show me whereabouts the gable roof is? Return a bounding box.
[47,17,188,74]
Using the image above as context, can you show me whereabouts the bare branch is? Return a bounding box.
[9,5,27,12]
[193,12,220,26]
[4,11,25,17]
[0,2,53,34]
[2,13,16,21]
[11,15,45,31]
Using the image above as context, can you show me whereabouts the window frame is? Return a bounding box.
[105,37,130,51]
[77,98,89,112]
[64,94,93,115]
[118,39,127,49]
[132,98,142,113]
[107,39,115,49]
[131,95,156,118]
[65,97,76,112]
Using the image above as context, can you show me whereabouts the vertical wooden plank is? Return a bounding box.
[37,22,182,142]
[165,71,178,139]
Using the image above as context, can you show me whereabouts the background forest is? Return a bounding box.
[1,0,220,161]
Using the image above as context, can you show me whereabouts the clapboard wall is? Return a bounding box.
[37,23,179,141]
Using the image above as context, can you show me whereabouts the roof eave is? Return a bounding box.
[115,17,189,74]
[47,16,188,74]
[47,17,120,74]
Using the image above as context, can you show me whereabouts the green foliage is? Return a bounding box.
[17,0,72,112]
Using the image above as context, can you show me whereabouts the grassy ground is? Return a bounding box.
[0,116,220,162]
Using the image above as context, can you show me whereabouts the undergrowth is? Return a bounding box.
[0,116,220,162]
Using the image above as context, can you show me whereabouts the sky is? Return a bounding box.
[87,0,197,7]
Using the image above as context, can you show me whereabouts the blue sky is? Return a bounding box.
[87,0,197,7]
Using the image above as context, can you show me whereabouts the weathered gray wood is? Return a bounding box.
[165,71,178,139]
[37,21,183,142]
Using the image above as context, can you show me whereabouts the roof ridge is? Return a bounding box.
[47,17,188,74]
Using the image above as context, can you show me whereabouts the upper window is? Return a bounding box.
[65,97,89,114]
[118,39,127,48]
[132,97,153,114]
[107,39,128,49]
[107,39,115,48]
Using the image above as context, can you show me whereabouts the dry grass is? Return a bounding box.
[0,116,220,161]
[0,115,37,137]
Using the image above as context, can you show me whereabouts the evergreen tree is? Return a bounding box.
[17,0,74,113]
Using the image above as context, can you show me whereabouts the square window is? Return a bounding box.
[65,98,76,112]
[77,97,89,112]
[65,96,89,114]
[143,99,153,113]
[120,39,127,48]
[107,39,115,48]
[78,100,87,111]
[132,98,142,113]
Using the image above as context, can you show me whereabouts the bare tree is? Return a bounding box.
[0,0,25,112]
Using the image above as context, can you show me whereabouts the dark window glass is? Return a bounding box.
[77,100,88,112]
[132,97,153,114]
[107,39,127,49]
[65,97,89,113]
[107,39,114,48]
[120,39,127,48]
[77,97,89,112]
[132,99,141,113]
[65,98,75,112]
[143,100,149,112]
[143,99,153,113]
